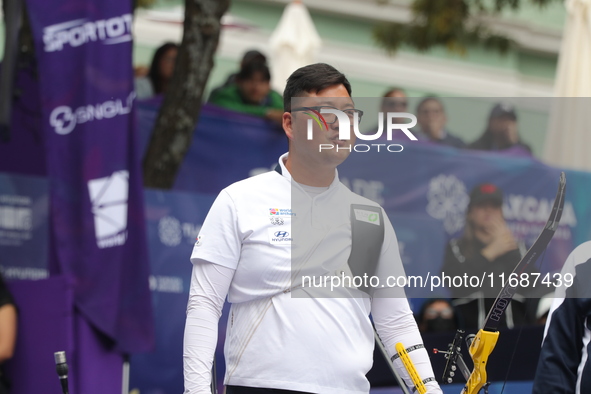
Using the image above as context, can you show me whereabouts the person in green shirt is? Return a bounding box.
[208,62,284,125]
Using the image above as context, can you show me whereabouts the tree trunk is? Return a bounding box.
[142,0,230,189]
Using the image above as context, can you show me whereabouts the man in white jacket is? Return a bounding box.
[183,63,442,394]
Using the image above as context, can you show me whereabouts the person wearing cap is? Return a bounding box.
[469,103,532,155]
[440,183,530,330]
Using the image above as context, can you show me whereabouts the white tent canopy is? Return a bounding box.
[544,0,591,171]
[269,0,322,93]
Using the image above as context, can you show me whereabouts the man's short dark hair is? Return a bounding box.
[283,63,352,112]
[237,62,271,82]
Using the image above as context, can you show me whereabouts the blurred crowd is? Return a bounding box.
[135,44,533,155]
[135,45,284,125]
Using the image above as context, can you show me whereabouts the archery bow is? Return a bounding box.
[440,172,566,394]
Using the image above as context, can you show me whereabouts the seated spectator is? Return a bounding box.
[414,96,466,148]
[135,42,179,99]
[208,49,267,100]
[441,183,531,330]
[381,87,408,115]
[469,103,532,154]
[208,61,283,124]
[364,87,411,138]
[416,298,459,333]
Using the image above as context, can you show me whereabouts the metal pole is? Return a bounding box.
[122,354,130,394]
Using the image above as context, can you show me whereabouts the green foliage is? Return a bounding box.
[373,0,561,55]
[135,0,157,9]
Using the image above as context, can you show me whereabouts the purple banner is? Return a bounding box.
[25,0,153,352]
[5,276,125,394]
[5,276,76,394]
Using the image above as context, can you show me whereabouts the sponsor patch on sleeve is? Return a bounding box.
[353,209,380,226]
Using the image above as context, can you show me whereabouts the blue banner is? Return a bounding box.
[130,189,229,393]
[25,0,153,352]
[135,102,591,294]
[137,100,288,194]
[0,172,49,280]
[138,98,589,280]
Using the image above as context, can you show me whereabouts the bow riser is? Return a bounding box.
[461,329,499,394]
